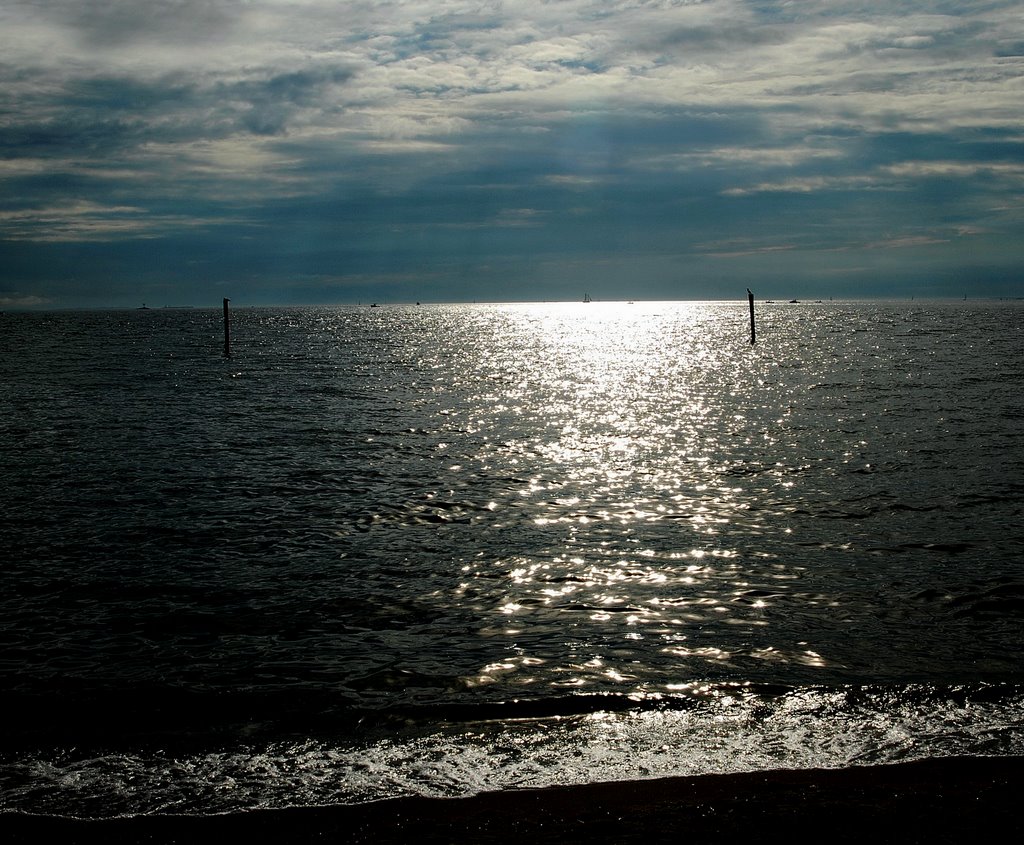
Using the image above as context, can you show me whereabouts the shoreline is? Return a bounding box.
[4,756,1022,843]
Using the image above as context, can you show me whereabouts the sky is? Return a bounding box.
[1,0,1023,308]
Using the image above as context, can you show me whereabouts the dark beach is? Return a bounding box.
[4,756,1021,844]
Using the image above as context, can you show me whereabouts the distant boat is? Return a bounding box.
[370,303,379,308]
[789,299,799,303]
[138,303,150,310]
[583,293,591,303]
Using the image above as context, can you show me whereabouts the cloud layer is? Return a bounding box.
[2,0,1022,305]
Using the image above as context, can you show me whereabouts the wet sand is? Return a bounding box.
[4,756,1022,844]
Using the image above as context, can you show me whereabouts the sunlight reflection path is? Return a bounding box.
[439,302,818,693]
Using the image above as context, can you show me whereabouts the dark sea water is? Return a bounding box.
[2,300,1023,817]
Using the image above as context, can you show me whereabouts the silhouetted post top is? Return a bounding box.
[747,289,756,345]
[223,298,231,356]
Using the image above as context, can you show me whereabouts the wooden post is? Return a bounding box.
[223,298,231,356]
[747,288,755,345]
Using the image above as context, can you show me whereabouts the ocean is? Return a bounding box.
[1,300,1022,818]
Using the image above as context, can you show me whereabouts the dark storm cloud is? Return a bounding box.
[35,0,246,46]
[0,63,357,161]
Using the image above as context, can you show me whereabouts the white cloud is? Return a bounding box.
[0,199,251,242]
[882,161,1024,181]
[2,1,1022,301]
[0,293,54,307]
[6,1,1021,155]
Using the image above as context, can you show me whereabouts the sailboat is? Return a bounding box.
[583,292,591,303]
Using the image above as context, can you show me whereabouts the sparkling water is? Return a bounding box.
[1,300,1022,816]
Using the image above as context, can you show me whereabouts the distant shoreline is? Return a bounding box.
[4,296,1024,312]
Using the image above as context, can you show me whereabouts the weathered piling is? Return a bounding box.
[223,298,231,356]
[747,288,755,345]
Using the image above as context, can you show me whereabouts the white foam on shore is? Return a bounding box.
[4,684,1023,818]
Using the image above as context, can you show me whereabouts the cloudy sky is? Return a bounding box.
[1,0,1022,307]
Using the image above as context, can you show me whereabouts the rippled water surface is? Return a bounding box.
[2,301,1023,815]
